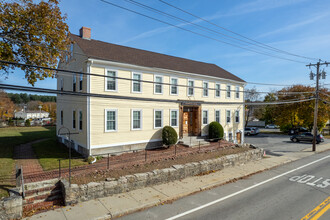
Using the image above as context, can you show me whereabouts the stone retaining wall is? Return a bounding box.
[0,190,22,220]
[62,148,263,205]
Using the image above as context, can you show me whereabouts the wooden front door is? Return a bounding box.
[183,112,189,135]
[237,132,241,144]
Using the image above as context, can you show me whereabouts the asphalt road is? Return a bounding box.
[119,150,330,220]
[245,132,328,156]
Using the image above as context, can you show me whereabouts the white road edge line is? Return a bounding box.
[166,154,330,220]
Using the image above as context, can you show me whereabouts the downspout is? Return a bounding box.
[87,61,91,156]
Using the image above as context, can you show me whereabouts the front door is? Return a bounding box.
[183,112,189,135]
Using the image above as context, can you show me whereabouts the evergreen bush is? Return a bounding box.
[162,126,178,146]
[209,121,224,139]
[25,119,31,127]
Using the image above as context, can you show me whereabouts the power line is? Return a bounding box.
[99,0,307,64]
[158,0,319,62]
[0,59,314,95]
[0,83,315,106]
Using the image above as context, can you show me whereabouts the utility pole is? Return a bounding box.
[307,60,329,151]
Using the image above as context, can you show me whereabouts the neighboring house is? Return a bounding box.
[57,27,246,156]
[15,110,49,120]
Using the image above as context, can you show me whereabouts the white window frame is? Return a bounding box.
[202,110,208,125]
[215,83,221,98]
[132,72,142,93]
[187,79,194,96]
[72,109,76,130]
[154,109,163,129]
[170,77,178,95]
[226,85,231,98]
[229,132,233,142]
[226,110,231,124]
[170,109,179,127]
[235,110,240,123]
[79,74,83,91]
[72,74,76,92]
[131,109,142,130]
[203,81,209,97]
[105,69,118,92]
[235,86,240,99]
[78,110,83,131]
[154,75,163,94]
[105,109,118,132]
[215,110,220,123]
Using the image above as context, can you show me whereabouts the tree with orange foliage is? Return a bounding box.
[0,90,16,120]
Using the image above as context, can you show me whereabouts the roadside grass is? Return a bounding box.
[32,138,87,171]
[0,126,55,198]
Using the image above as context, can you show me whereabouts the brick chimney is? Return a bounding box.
[79,27,91,40]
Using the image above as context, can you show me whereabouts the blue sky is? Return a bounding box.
[2,0,330,94]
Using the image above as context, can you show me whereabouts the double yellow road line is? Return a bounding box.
[301,196,330,220]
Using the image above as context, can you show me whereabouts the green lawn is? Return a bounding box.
[0,126,55,198]
[32,138,87,171]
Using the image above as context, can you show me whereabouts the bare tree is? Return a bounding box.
[244,87,260,127]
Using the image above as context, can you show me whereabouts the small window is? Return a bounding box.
[226,110,231,123]
[170,78,178,95]
[215,110,220,123]
[229,133,233,142]
[170,110,178,127]
[70,44,74,57]
[226,85,231,98]
[60,78,64,91]
[72,110,76,129]
[72,75,76,91]
[203,82,208,97]
[235,111,240,123]
[188,80,194,96]
[202,110,208,125]
[79,74,83,91]
[154,76,163,94]
[236,86,240,99]
[132,73,142,93]
[79,110,83,130]
[215,83,221,97]
[105,109,117,132]
[106,70,117,91]
[132,110,142,130]
[154,110,163,128]
[60,110,63,126]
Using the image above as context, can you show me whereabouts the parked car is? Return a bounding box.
[290,132,324,144]
[244,127,260,136]
[288,127,309,135]
[265,124,278,129]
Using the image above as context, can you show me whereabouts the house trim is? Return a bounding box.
[91,138,162,149]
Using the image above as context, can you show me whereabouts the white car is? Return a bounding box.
[265,124,277,129]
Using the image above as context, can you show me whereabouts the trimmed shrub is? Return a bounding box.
[25,119,31,127]
[209,121,224,139]
[162,126,178,146]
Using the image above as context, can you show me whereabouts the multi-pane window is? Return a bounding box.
[132,110,142,130]
[203,82,208,97]
[79,74,83,91]
[226,85,231,98]
[154,110,163,128]
[226,110,231,123]
[170,110,178,127]
[188,80,194,96]
[170,78,178,95]
[215,83,221,97]
[79,110,83,130]
[202,110,208,125]
[72,110,76,129]
[235,110,240,123]
[154,76,163,94]
[132,73,142,92]
[106,110,117,131]
[106,70,116,91]
[215,110,220,123]
[60,110,63,125]
[236,86,240,99]
[73,75,76,91]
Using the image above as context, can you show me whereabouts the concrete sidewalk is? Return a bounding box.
[25,144,330,220]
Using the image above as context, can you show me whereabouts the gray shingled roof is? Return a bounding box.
[71,34,245,83]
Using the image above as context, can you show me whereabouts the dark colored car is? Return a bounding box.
[244,127,259,136]
[290,132,324,144]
